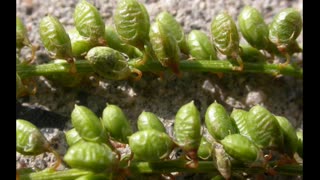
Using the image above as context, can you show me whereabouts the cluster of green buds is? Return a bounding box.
[16,101,302,179]
[16,0,303,95]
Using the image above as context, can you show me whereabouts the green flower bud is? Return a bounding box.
[86,47,131,80]
[221,134,264,163]
[205,101,238,141]
[16,17,31,49]
[114,0,150,50]
[129,129,174,161]
[275,115,298,157]
[296,128,303,158]
[269,8,302,51]
[197,137,213,160]
[71,105,107,143]
[149,20,180,75]
[16,119,50,155]
[74,0,105,44]
[230,108,250,137]
[239,45,267,62]
[187,30,217,60]
[65,128,83,147]
[39,15,73,60]
[64,141,117,172]
[211,12,240,57]
[137,111,166,133]
[67,29,95,58]
[174,101,201,153]
[156,11,189,54]
[246,105,283,150]
[238,6,270,50]
[102,104,133,144]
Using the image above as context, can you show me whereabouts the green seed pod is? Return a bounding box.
[128,129,174,161]
[275,116,298,157]
[246,105,283,150]
[114,0,150,49]
[230,108,250,137]
[39,15,73,60]
[174,101,201,154]
[104,26,142,58]
[205,101,238,141]
[156,11,189,54]
[211,12,240,57]
[16,17,31,49]
[238,6,270,50]
[187,30,217,60]
[63,141,117,172]
[16,119,50,155]
[197,137,213,160]
[65,128,83,147]
[240,45,267,62]
[67,29,95,58]
[269,8,302,50]
[221,134,264,164]
[149,20,180,74]
[71,104,107,143]
[137,111,166,133]
[213,142,231,180]
[86,47,131,80]
[102,104,133,144]
[74,0,105,44]
[296,128,303,158]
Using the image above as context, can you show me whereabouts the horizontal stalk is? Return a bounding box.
[17,59,303,80]
[18,160,302,180]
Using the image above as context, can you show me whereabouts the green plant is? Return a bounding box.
[16,1,303,98]
[17,102,302,180]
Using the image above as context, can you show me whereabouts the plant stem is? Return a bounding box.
[128,160,302,176]
[18,160,302,180]
[17,59,302,80]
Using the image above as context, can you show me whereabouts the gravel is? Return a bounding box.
[16,0,303,179]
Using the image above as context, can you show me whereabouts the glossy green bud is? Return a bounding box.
[71,105,107,143]
[129,129,174,161]
[86,47,131,80]
[74,0,105,43]
[137,111,166,133]
[246,105,283,149]
[149,20,180,74]
[16,17,31,49]
[16,119,50,155]
[102,104,133,144]
[39,15,73,60]
[269,8,302,50]
[65,128,83,147]
[238,6,270,50]
[114,0,150,49]
[296,128,303,158]
[64,141,117,172]
[104,26,142,58]
[275,116,298,156]
[240,45,267,62]
[197,137,213,160]
[211,12,240,57]
[221,134,264,163]
[187,30,217,60]
[174,101,201,153]
[230,108,250,137]
[205,101,238,141]
[156,11,189,54]
[67,29,95,58]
